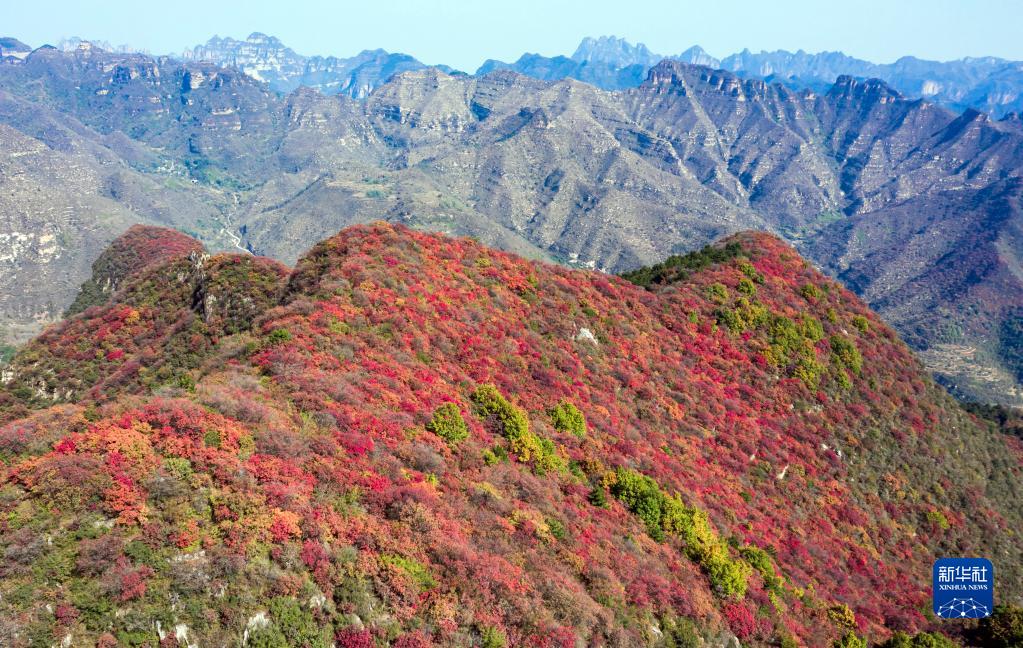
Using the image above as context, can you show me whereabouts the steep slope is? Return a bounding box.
[0,223,1020,647]
[0,88,231,347]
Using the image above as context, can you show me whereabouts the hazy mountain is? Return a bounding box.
[1,45,1023,407]
[0,37,31,61]
[486,36,1023,118]
[571,35,662,68]
[182,32,444,97]
[0,222,1019,646]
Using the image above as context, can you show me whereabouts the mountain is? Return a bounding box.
[0,41,284,351]
[476,54,648,91]
[718,50,1023,119]
[182,32,443,98]
[571,35,662,68]
[0,37,31,61]
[0,222,1020,647]
[485,36,1023,118]
[1,46,1023,407]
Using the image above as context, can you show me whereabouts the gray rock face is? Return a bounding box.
[1,49,1022,404]
[182,32,435,98]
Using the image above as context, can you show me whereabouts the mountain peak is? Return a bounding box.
[572,35,661,67]
[829,74,903,102]
[64,226,205,316]
[677,45,720,67]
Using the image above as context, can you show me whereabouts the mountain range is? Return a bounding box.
[485,35,1023,119]
[0,221,1020,646]
[2,41,1022,406]
[42,32,1023,118]
[182,32,458,98]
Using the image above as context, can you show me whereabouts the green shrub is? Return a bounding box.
[800,283,823,301]
[834,632,868,648]
[662,616,702,648]
[481,625,508,648]
[705,551,751,598]
[852,315,870,333]
[794,355,825,391]
[716,298,769,334]
[482,445,508,465]
[546,517,567,541]
[707,283,730,303]
[471,385,563,474]
[830,335,863,374]
[740,544,782,591]
[828,603,857,629]
[799,316,825,342]
[380,553,436,590]
[880,631,957,648]
[164,457,193,480]
[621,241,744,287]
[610,468,749,597]
[609,468,668,541]
[254,597,327,646]
[737,277,757,296]
[203,429,222,448]
[926,509,950,530]
[426,402,469,444]
[266,328,292,345]
[739,261,765,284]
[549,400,587,438]
[980,604,1023,647]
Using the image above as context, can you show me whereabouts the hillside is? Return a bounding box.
[0,223,1020,647]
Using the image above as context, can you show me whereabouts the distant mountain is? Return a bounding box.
[476,53,648,90]
[485,36,1023,118]
[0,37,31,61]
[182,32,448,98]
[56,36,137,55]
[719,49,1023,118]
[571,35,662,68]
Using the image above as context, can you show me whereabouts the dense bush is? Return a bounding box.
[621,241,744,287]
[979,604,1023,647]
[472,385,563,474]
[549,400,587,438]
[425,402,469,444]
[609,468,750,597]
[879,631,957,648]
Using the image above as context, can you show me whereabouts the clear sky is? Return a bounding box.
[6,0,1022,71]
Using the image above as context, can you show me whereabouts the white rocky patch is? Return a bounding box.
[575,327,599,345]
[243,611,270,644]
[0,231,63,264]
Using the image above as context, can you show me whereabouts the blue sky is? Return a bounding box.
[6,0,1022,71]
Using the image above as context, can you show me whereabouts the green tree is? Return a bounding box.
[426,402,469,444]
[549,400,587,438]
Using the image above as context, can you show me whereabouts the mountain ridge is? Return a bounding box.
[1,46,1022,407]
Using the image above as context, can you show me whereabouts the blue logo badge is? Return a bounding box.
[933,557,994,618]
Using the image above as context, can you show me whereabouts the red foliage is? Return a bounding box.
[0,223,1019,647]
[335,627,374,648]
